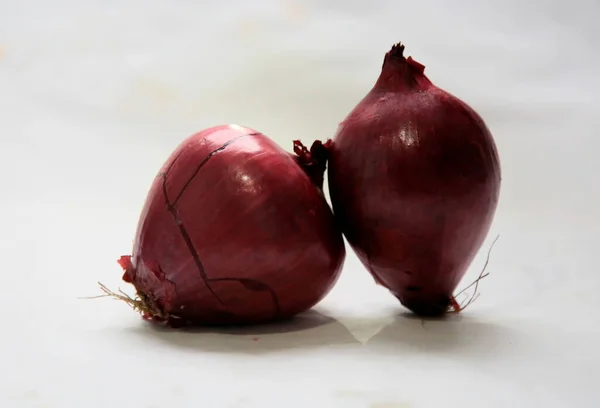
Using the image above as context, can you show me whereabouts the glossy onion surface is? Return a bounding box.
[120,125,345,326]
[327,44,501,316]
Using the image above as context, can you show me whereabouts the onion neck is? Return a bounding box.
[292,139,331,190]
[374,42,433,92]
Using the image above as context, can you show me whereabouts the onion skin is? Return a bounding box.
[327,43,501,316]
[120,125,345,326]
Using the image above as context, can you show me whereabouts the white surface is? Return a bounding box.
[1,1,599,407]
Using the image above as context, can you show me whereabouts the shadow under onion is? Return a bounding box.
[365,312,524,359]
[127,310,360,353]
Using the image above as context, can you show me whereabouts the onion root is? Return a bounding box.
[447,235,500,314]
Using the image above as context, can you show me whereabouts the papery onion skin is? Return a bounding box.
[119,125,345,326]
[327,43,501,316]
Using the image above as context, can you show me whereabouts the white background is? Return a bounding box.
[1,1,599,407]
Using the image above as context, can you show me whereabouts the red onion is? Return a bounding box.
[326,43,501,316]
[117,125,345,326]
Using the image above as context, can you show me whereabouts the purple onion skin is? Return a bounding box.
[120,125,345,326]
[327,44,501,316]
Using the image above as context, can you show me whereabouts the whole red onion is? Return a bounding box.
[326,43,501,316]
[118,125,345,326]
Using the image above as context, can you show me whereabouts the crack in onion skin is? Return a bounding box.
[326,43,501,316]
[120,125,345,326]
